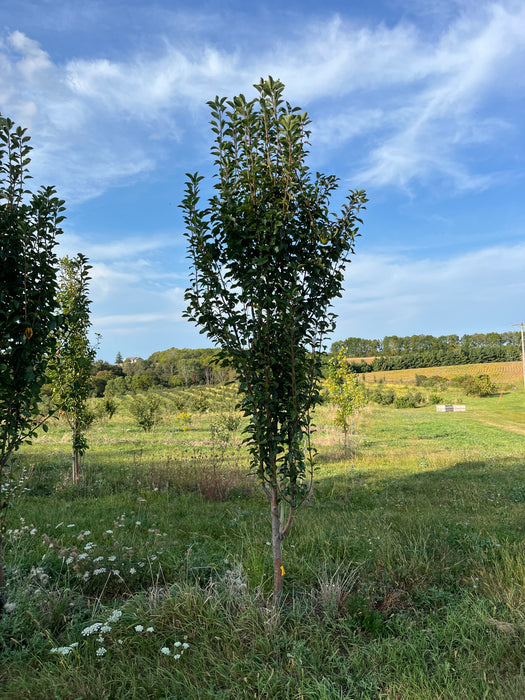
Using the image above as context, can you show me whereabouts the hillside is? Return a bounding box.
[360,360,523,386]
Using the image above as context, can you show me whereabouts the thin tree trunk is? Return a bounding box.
[72,448,80,484]
[270,486,283,603]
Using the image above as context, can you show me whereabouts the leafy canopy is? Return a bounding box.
[182,77,367,511]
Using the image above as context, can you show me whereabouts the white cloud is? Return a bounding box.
[1,3,524,199]
[333,243,525,339]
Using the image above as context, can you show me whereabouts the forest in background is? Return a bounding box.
[83,331,523,397]
[331,331,522,373]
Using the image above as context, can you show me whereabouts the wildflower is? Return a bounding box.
[182,643,189,649]
[135,521,141,526]
[129,567,136,574]
[93,556,104,562]
[78,553,89,561]
[117,639,123,645]
[93,568,106,575]
[100,625,112,634]
[160,647,171,655]
[146,627,154,633]
[82,622,103,636]
[174,642,181,648]
[51,646,73,655]
[134,625,144,632]
[3,602,16,613]
[66,557,74,565]
[96,647,107,656]
[108,555,116,562]
[173,654,181,660]
[107,609,122,624]
[83,530,91,536]
[112,570,120,576]
[105,530,113,534]
[30,528,37,535]
[67,524,75,528]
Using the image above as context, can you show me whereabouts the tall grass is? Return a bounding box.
[1,382,524,698]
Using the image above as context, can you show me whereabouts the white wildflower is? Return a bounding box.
[160,647,170,655]
[82,622,103,636]
[96,647,107,656]
[107,609,122,623]
[146,627,154,633]
[134,625,144,632]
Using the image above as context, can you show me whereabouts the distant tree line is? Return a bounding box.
[331,332,521,373]
[90,348,236,397]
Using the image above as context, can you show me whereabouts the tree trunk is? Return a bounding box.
[72,449,80,485]
[270,486,283,603]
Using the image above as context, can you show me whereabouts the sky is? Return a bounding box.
[1,0,524,362]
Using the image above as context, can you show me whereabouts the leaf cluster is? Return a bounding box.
[181,78,367,507]
[0,115,64,471]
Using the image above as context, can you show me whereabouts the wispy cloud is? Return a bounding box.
[334,242,525,339]
[1,2,524,200]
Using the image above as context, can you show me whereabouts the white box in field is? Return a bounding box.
[436,405,466,412]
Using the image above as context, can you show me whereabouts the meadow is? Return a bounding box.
[1,374,524,699]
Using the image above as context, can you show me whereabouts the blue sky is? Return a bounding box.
[2,0,524,361]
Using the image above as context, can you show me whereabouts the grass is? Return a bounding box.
[1,379,524,699]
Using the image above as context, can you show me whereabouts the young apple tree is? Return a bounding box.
[47,254,97,484]
[182,77,367,601]
[327,349,366,454]
[0,115,64,589]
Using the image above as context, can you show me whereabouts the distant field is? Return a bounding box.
[361,360,523,385]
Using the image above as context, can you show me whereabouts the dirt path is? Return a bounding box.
[473,417,525,437]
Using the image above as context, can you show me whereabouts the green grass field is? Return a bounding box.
[1,380,524,699]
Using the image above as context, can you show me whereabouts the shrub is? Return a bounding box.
[453,374,496,397]
[128,394,162,431]
[370,387,395,405]
[393,391,423,409]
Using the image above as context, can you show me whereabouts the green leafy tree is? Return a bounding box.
[0,115,64,588]
[182,77,367,601]
[47,254,97,484]
[128,393,162,432]
[326,350,365,453]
